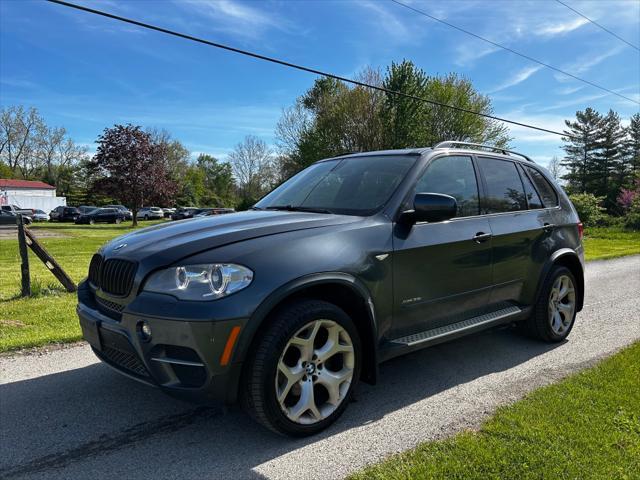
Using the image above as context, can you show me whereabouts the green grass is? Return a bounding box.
[0,220,166,352]
[0,223,638,352]
[351,342,640,480]
[583,227,640,261]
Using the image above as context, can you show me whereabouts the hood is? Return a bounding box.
[101,210,361,266]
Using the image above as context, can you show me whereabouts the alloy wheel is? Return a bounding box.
[548,274,576,335]
[275,319,355,425]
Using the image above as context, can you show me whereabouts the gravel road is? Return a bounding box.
[1,255,639,480]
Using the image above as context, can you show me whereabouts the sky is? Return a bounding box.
[1,0,639,168]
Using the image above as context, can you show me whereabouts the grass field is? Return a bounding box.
[0,221,165,352]
[0,223,638,353]
[350,341,640,480]
[582,227,640,261]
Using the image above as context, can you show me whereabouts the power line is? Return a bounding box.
[45,0,578,140]
[389,0,639,105]
[555,0,639,51]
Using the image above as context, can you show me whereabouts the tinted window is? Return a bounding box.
[414,155,479,217]
[518,165,543,209]
[478,157,527,213]
[256,155,416,215]
[524,166,558,207]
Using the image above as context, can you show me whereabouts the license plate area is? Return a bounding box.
[80,315,102,351]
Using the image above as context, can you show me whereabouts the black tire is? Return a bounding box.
[144,215,149,220]
[522,265,577,342]
[89,219,95,225]
[241,299,361,437]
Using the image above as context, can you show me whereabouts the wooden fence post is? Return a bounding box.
[17,214,31,297]
[23,227,77,293]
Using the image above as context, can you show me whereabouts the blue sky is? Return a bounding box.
[1,0,639,168]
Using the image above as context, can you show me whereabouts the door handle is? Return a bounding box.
[543,223,556,232]
[473,232,492,243]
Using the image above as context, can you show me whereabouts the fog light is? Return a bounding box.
[139,321,152,341]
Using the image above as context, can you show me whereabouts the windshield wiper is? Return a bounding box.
[265,205,334,214]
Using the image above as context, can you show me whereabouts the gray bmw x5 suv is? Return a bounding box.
[77,141,584,436]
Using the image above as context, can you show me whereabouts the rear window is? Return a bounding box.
[478,157,527,213]
[524,166,558,207]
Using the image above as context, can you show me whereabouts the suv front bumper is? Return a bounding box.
[77,284,246,404]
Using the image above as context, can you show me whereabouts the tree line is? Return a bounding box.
[561,108,639,214]
[1,60,638,228]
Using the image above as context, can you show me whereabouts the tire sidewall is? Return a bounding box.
[541,266,577,341]
[260,301,362,436]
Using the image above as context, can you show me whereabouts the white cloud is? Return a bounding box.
[358,1,413,44]
[176,0,292,39]
[488,65,543,93]
[536,17,589,37]
[557,45,624,78]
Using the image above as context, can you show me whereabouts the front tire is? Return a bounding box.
[241,299,361,436]
[522,265,577,342]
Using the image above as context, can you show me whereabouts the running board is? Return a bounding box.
[390,305,522,347]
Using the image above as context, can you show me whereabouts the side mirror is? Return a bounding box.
[400,193,458,224]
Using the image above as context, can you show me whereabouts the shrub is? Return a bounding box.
[623,197,640,231]
[569,193,607,227]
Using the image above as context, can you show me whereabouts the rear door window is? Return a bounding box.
[478,157,527,214]
[524,166,558,207]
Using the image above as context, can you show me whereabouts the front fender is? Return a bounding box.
[233,272,379,379]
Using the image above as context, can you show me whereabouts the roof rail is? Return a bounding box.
[433,141,534,163]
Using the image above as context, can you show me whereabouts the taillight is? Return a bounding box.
[577,222,584,240]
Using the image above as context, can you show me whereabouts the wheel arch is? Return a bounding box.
[237,273,379,389]
[537,249,584,312]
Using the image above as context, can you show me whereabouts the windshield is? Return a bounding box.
[255,155,417,215]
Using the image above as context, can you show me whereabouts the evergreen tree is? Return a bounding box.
[626,113,640,177]
[596,110,627,210]
[561,108,603,194]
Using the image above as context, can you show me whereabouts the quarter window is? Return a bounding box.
[518,165,543,209]
[478,157,527,213]
[524,166,558,207]
[414,155,479,217]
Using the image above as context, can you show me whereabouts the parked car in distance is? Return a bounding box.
[1,204,34,217]
[32,209,49,222]
[50,206,80,222]
[0,210,32,225]
[194,208,236,217]
[105,205,133,220]
[170,207,198,220]
[75,207,124,225]
[162,208,175,218]
[138,207,164,220]
[78,141,585,437]
[78,205,98,214]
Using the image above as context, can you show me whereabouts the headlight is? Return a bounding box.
[143,263,253,300]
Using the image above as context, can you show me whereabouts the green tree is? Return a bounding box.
[382,62,510,149]
[561,108,603,194]
[196,153,236,207]
[626,113,640,177]
[275,61,510,178]
[596,110,627,210]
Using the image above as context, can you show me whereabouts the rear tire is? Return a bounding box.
[241,299,361,437]
[522,265,577,342]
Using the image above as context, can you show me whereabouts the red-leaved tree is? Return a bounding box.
[89,124,177,226]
